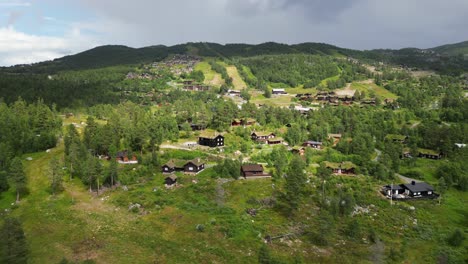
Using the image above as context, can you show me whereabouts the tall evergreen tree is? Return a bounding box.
[49,157,64,195]
[9,157,27,203]
[284,156,307,213]
[0,218,28,264]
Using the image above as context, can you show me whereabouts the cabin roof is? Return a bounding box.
[187,158,204,167]
[418,148,440,155]
[199,131,224,139]
[324,161,356,170]
[163,159,187,168]
[165,174,177,181]
[305,140,322,145]
[241,164,264,172]
[402,182,434,193]
[252,131,274,137]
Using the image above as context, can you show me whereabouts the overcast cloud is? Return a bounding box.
[1,0,467,66]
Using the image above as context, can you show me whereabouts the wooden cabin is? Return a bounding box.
[198,132,224,147]
[324,161,356,175]
[267,137,284,145]
[251,132,276,143]
[162,158,205,174]
[272,88,287,95]
[382,181,437,199]
[402,181,435,197]
[303,141,323,149]
[291,147,305,156]
[385,134,408,144]
[116,151,138,164]
[184,158,205,174]
[418,148,442,159]
[164,174,177,186]
[161,159,186,173]
[241,164,271,179]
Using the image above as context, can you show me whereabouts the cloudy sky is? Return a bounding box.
[1,0,467,66]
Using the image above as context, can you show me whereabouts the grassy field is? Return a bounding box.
[351,81,398,100]
[250,92,293,107]
[220,63,247,90]
[195,61,224,87]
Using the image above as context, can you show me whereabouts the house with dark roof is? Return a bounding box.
[164,174,177,186]
[402,181,435,197]
[162,158,205,174]
[161,159,186,173]
[241,164,271,179]
[382,181,436,199]
[198,132,224,147]
[184,158,205,174]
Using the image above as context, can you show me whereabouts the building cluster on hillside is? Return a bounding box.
[181,80,210,91]
[152,55,201,76]
[296,91,355,106]
[384,133,443,160]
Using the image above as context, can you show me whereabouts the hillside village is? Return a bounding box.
[0,43,467,263]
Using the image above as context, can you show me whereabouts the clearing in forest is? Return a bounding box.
[351,80,398,99]
[194,61,224,87]
[225,65,248,90]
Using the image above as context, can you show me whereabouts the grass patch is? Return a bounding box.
[351,82,398,100]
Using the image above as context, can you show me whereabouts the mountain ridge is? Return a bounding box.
[2,40,467,74]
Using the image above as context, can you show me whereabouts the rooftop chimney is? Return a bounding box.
[411,181,416,185]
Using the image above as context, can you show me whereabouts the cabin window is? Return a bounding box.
[189,167,193,171]
[428,191,432,195]
[164,168,168,171]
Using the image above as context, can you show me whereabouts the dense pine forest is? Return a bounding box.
[0,41,467,263]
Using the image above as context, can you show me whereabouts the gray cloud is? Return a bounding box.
[2,0,468,66]
[226,0,359,21]
[75,0,468,50]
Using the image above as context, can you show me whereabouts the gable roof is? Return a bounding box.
[165,174,177,181]
[402,182,434,193]
[252,131,275,137]
[163,159,186,169]
[199,131,224,139]
[305,140,322,145]
[324,161,356,170]
[186,158,204,167]
[241,164,264,172]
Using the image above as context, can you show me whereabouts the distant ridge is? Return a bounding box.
[1,40,467,74]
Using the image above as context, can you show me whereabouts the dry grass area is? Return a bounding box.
[225,66,247,90]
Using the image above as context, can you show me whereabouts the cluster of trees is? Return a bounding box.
[240,54,339,87]
[0,67,130,108]
[0,99,61,197]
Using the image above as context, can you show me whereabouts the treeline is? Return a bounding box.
[0,66,131,108]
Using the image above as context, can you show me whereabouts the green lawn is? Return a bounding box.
[195,61,224,87]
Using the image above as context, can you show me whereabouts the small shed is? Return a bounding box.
[165,174,177,186]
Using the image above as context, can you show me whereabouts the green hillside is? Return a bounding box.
[431,41,468,56]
